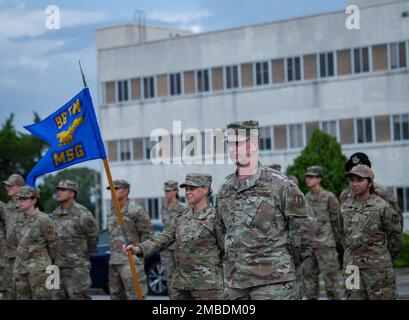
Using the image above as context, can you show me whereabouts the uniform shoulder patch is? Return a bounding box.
[293,194,305,208]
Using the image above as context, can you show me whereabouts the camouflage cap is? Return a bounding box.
[225,120,259,142]
[305,166,324,177]
[180,173,212,189]
[164,180,178,191]
[56,180,78,192]
[345,164,374,181]
[268,164,281,171]
[17,186,40,199]
[106,179,130,190]
[2,173,25,187]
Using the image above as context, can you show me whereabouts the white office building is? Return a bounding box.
[97,0,409,230]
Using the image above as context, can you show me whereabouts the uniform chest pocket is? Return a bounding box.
[245,198,277,231]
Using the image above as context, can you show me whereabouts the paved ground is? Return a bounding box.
[90,268,409,300]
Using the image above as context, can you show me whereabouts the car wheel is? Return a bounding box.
[147,261,168,295]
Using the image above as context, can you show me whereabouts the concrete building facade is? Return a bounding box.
[97,0,409,229]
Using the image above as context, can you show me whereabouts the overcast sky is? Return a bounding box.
[0,0,348,133]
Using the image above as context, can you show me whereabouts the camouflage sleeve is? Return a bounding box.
[328,193,342,242]
[79,211,99,255]
[139,215,177,257]
[214,198,226,260]
[381,206,404,259]
[40,217,57,261]
[282,181,315,266]
[339,188,349,206]
[0,202,5,242]
[386,191,404,232]
[133,207,154,243]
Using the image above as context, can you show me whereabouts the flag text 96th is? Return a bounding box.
[54,99,82,129]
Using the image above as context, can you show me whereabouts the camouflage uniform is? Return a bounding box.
[107,179,153,300]
[341,165,403,300]
[340,152,403,230]
[139,174,224,300]
[303,166,342,300]
[2,174,25,299]
[0,201,6,296]
[216,121,314,300]
[161,180,187,287]
[13,186,56,300]
[52,180,99,300]
[340,182,403,231]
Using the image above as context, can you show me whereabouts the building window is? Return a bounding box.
[117,80,129,102]
[169,73,182,96]
[286,57,302,82]
[255,61,269,85]
[107,141,118,162]
[356,118,373,144]
[105,82,116,104]
[144,137,155,160]
[225,65,239,89]
[133,138,144,160]
[389,42,407,69]
[259,127,272,151]
[353,47,370,74]
[146,198,160,221]
[396,187,409,212]
[119,139,132,161]
[274,125,287,150]
[393,114,409,141]
[289,124,304,149]
[321,120,338,139]
[340,118,355,145]
[197,69,210,93]
[375,115,391,142]
[143,76,155,99]
[319,52,335,77]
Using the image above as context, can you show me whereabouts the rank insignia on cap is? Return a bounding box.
[352,156,360,164]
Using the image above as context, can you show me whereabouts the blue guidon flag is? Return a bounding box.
[24,88,107,187]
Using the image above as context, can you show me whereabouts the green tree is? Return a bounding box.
[286,128,348,197]
[0,113,48,201]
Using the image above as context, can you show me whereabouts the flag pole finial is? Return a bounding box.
[78,61,88,88]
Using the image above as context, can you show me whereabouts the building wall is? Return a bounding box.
[97,1,409,229]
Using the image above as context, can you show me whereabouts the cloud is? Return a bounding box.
[148,10,210,24]
[0,4,107,42]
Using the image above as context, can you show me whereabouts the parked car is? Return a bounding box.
[90,222,168,296]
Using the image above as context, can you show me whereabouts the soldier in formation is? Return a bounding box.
[160,181,186,288]
[125,173,224,300]
[13,186,56,300]
[107,179,153,300]
[216,120,315,300]
[52,180,99,300]
[341,165,403,299]
[2,174,25,300]
[303,166,342,300]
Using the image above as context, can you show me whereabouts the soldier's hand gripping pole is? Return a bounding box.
[103,159,144,300]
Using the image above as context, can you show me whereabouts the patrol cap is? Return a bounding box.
[345,152,372,172]
[2,174,25,187]
[345,164,374,181]
[17,186,40,199]
[225,120,259,142]
[164,180,178,191]
[268,164,281,171]
[106,179,130,190]
[56,180,78,193]
[180,173,212,195]
[305,166,324,178]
